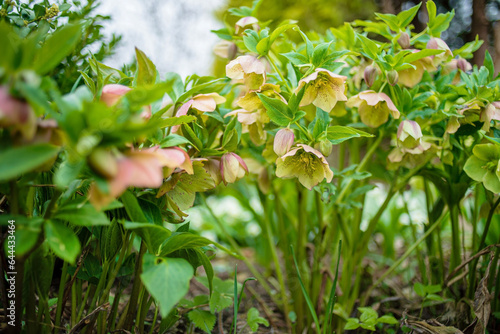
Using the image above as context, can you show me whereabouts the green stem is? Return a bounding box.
[449,204,461,271]
[258,192,291,329]
[335,132,384,204]
[266,53,292,92]
[122,241,147,330]
[200,194,275,298]
[360,211,447,306]
[55,261,69,328]
[467,196,500,298]
[148,304,159,334]
[295,185,308,332]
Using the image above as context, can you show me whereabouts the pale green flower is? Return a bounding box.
[275,144,333,190]
[464,143,500,193]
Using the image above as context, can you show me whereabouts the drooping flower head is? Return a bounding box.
[441,58,472,84]
[480,102,500,132]
[172,93,226,132]
[275,144,333,190]
[225,83,283,145]
[235,16,259,34]
[427,37,453,67]
[347,90,400,128]
[273,128,295,156]
[101,84,152,119]
[213,40,238,59]
[226,55,266,90]
[398,52,436,88]
[220,152,249,185]
[464,143,500,193]
[0,86,36,140]
[296,69,347,112]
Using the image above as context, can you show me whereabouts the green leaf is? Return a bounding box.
[484,50,495,81]
[403,49,444,64]
[414,282,426,297]
[358,307,378,324]
[164,72,184,102]
[281,51,309,65]
[312,42,331,67]
[33,24,82,75]
[397,2,421,28]
[345,318,360,330]
[141,254,194,317]
[0,144,59,182]
[135,47,157,86]
[160,232,215,256]
[269,23,297,45]
[375,13,400,32]
[2,216,43,257]
[53,202,110,226]
[426,0,437,22]
[258,93,292,126]
[44,220,81,264]
[357,34,379,59]
[158,115,196,128]
[188,309,216,333]
[378,315,398,324]
[123,222,171,255]
[121,191,149,223]
[247,307,269,332]
[161,134,191,147]
[326,126,373,144]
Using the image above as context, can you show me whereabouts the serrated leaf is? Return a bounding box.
[135,47,156,86]
[397,2,421,28]
[258,93,292,126]
[327,126,373,144]
[54,202,110,226]
[188,309,216,333]
[247,307,269,332]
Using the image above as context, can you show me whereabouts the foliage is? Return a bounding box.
[1,0,500,333]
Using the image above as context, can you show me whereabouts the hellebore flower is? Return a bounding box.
[464,143,500,193]
[213,40,238,59]
[388,120,432,168]
[275,144,333,190]
[273,128,295,156]
[480,102,500,132]
[226,83,283,145]
[235,16,259,34]
[101,84,152,119]
[397,32,411,49]
[427,37,453,67]
[347,90,400,128]
[226,55,266,90]
[0,86,37,140]
[296,69,347,112]
[89,147,192,209]
[220,152,248,185]
[363,65,378,88]
[172,93,226,132]
[398,53,436,88]
[441,58,472,84]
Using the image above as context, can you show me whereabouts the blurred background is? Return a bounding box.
[96,0,500,78]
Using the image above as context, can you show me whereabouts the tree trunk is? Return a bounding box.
[471,0,489,66]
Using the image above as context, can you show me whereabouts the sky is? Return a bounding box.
[97,0,225,79]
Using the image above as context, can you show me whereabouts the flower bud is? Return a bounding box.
[364,65,377,87]
[220,153,248,185]
[397,32,410,49]
[213,41,238,60]
[258,168,270,194]
[397,120,422,150]
[387,69,399,86]
[316,140,333,157]
[204,158,222,186]
[235,16,259,35]
[88,148,119,179]
[456,58,471,72]
[101,84,131,106]
[273,128,294,156]
[0,86,36,140]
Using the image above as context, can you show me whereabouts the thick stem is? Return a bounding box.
[55,261,69,328]
[122,241,147,330]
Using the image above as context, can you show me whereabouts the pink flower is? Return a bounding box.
[220,153,248,185]
[0,86,36,140]
[101,84,131,106]
[235,16,259,34]
[172,93,226,132]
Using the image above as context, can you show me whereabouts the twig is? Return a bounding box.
[69,302,110,334]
